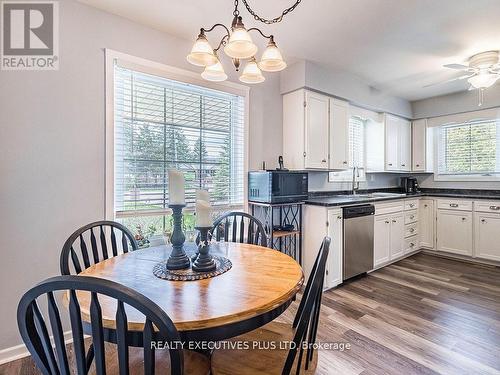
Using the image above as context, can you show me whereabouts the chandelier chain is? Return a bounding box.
[234,0,302,24]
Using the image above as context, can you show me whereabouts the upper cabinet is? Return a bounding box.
[412,119,427,172]
[366,114,412,172]
[283,89,350,170]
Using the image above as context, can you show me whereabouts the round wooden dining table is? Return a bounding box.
[75,242,304,343]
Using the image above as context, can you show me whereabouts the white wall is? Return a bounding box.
[0,0,282,354]
[412,85,500,119]
[281,60,413,118]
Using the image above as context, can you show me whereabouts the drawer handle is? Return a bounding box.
[388,163,393,166]
[409,242,415,247]
[321,159,327,163]
[401,164,406,167]
[410,228,415,233]
[481,219,487,223]
[489,206,500,210]
[416,164,420,167]
[424,204,428,208]
[392,220,397,223]
[449,203,459,208]
[462,217,467,221]
[343,161,348,164]
[409,204,415,208]
[410,215,415,219]
[337,215,342,219]
[385,220,390,224]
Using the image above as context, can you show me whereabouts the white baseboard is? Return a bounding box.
[0,331,73,366]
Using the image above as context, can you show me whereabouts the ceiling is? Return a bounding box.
[79,0,500,101]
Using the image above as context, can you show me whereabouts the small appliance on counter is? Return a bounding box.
[248,170,308,204]
[401,177,420,194]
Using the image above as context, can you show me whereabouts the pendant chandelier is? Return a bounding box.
[187,0,302,84]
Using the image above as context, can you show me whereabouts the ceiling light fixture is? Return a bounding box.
[187,0,301,83]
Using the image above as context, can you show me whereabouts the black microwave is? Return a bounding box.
[248,171,308,203]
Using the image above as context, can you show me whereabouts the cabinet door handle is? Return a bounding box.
[388,163,393,166]
[343,161,348,164]
[401,164,406,167]
[392,220,397,223]
[409,204,415,208]
[385,220,390,224]
[409,242,415,247]
[424,204,428,208]
[462,217,467,221]
[303,152,306,157]
[489,206,500,210]
[481,219,487,223]
[449,203,459,208]
[410,215,415,219]
[321,159,327,163]
[416,164,420,167]
[337,215,342,220]
[410,228,415,233]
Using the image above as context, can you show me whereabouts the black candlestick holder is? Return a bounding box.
[166,204,191,270]
[192,226,216,272]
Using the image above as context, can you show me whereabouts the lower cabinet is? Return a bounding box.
[374,212,404,267]
[303,206,343,290]
[474,212,500,261]
[419,199,435,249]
[436,209,473,256]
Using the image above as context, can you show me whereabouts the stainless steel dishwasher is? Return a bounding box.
[343,204,375,281]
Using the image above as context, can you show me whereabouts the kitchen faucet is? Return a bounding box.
[351,166,360,195]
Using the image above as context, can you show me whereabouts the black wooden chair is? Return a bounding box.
[17,275,210,375]
[211,211,268,247]
[60,220,138,275]
[210,236,330,375]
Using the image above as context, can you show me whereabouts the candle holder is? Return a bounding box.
[166,204,191,270]
[192,226,216,272]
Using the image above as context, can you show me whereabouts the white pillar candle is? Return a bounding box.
[196,189,210,203]
[196,199,212,227]
[168,169,185,205]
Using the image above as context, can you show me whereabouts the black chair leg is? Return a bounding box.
[86,343,95,371]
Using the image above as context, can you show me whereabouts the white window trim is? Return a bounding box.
[432,121,500,182]
[104,49,250,220]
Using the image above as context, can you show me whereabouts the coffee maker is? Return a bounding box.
[401,177,420,194]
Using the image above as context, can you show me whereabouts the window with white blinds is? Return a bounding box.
[437,119,500,177]
[114,64,245,222]
[328,116,366,182]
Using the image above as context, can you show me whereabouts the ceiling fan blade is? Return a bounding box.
[423,74,474,88]
[444,63,470,70]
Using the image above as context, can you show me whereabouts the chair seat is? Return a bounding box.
[87,343,210,375]
[211,322,318,375]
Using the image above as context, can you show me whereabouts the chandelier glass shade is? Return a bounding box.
[201,59,228,82]
[186,0,300,84]
[187,33,218,67]
[239,58,265,83]
[224,26,258,59]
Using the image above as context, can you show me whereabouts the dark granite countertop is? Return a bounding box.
[305,188,500,207]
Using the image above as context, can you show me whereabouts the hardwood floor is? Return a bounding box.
[2,253,499,374]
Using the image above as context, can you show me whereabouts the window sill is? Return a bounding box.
[433,174,500,182]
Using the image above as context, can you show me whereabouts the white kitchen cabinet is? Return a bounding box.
[390,213,405,259]
[385,115,400,171]
[303,205,343,290]
[304,91,330,169]
[367,114,412,172]
[326,209,343,287]
[329,99,350,170]
[374,214,391,267]
[474,212,500,261]
[283,89,349,170]
[374,211,404,267]
[436,209,473,256]
[412,119,427,171]
[399,119,412,171]
[419,199,435,249]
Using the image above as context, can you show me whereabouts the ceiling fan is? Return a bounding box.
[425,50,500,106]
